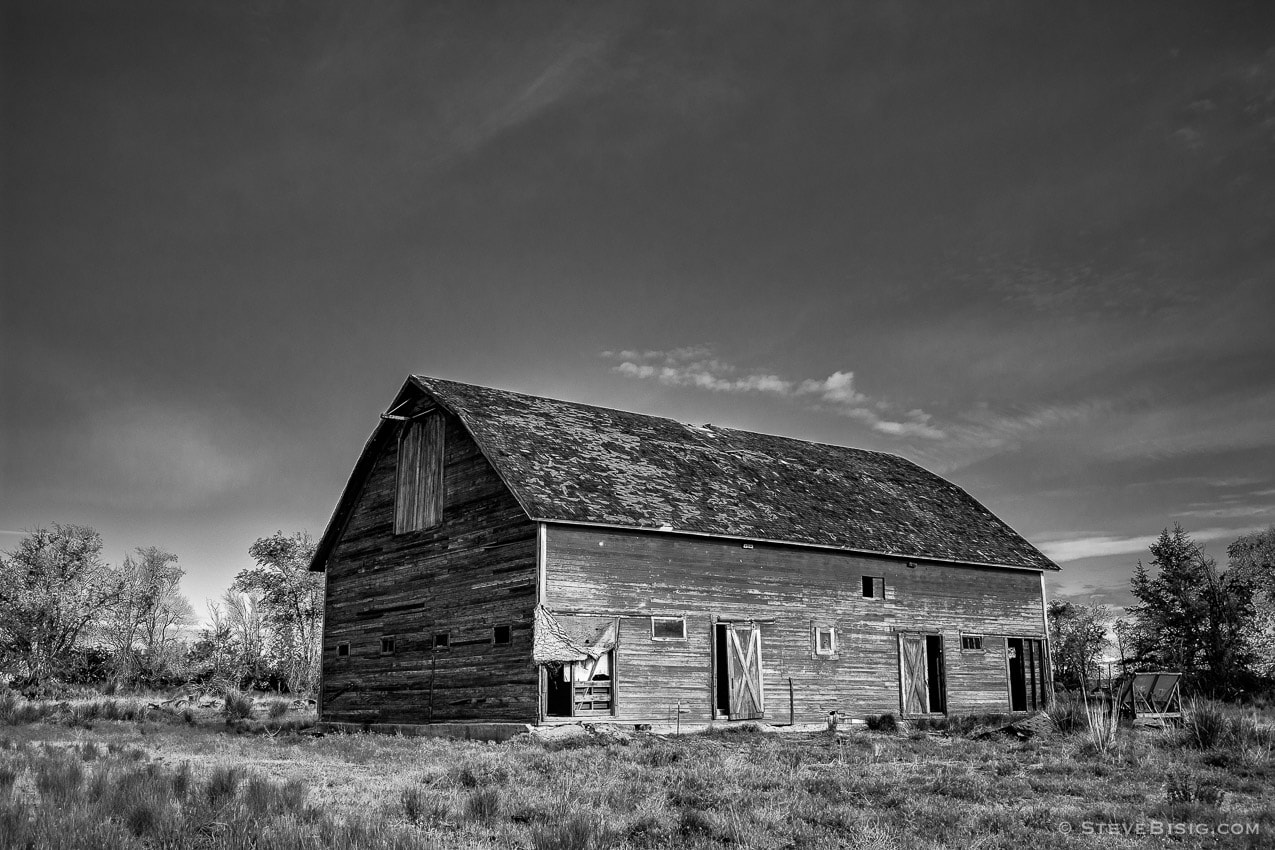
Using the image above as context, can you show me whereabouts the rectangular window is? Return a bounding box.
[651,616,686,641]
[961,634,984,651]
[380,636,395,655]
[862,576,885,599]
[433,632,450,650]
[493,625,511,645]
[394,411,445,534]
[814,626,836,656]
[336,642,350,657]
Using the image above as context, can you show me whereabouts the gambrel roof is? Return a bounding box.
[310,376,1057,572]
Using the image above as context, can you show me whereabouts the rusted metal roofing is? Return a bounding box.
[412,376,1056,571]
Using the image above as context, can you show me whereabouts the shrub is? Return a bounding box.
[532,811,600,850]
[1184,698,1233,749]
[243,774,308,818]
[1082,696,1119,756]
[123,800,163,837]
[206,765,243,807]
[399,785,435,825]
[0,691,51,726]
[1165,769,1225,807]
[267,699,290,719]
[462,787,501,822]
[1050,693,1088,734]
[223,691,254,722]
[34,754,84,802]
[0,762,20,798]
[866,714,897,733]
[171,761,192,802]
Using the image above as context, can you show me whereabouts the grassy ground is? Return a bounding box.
[1,694,1273,848]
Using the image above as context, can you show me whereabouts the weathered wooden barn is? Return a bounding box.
[310,376,1057,731]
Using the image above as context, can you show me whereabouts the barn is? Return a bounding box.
[309,375,1057,733]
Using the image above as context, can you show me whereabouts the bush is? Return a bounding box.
[531,811,600,850]
[866,713,898,733]
[1165,769,1225,807]
[1050,693,1088,734]
[223,691,254,723]
[34,753,84,802]
[1082,697,1119,756]
[1184,698,1233,749]
[206,765,243,807]
[462,787,501,822]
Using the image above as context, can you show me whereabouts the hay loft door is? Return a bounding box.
[899,633,946,716]
[714,622,764,720]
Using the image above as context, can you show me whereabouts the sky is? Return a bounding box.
[3,0,1273,620]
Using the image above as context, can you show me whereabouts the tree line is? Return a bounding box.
[1050,524,1275,699]
[0,524,323,697]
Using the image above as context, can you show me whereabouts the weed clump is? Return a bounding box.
[463,787,501,822]
[206,764,243,807]
[223,691,254,723]
[866,713,898,733]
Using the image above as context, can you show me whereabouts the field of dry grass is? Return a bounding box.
[2,692,1273,849]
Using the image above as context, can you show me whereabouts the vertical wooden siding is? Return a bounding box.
[543,526,1046,723]
[321,409,538,724]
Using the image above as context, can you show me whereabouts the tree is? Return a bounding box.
[1048,599,1109,691]
[102,547,195,686]
[1228,526,1275,677]
[1126,524,1257,695]
[231,532,323,693]
[0,524,123,686]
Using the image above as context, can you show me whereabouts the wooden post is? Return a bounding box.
[676,701,680,736]
[788,677,794,726]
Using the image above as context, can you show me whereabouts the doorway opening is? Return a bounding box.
[1007,638,1046,712]
[899,632,947,715]
[713,621,764,720]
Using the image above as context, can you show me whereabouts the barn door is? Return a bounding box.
[722,623,765,720]
[899,633,929,716]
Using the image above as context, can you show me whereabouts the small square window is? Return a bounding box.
[814,627,836,656]
[433,632,450,650]
[862,576,884,599]
[961,634,983,651]
[651,616,686,641]
[493,625,511,645]
[380,636,395,655]
[336,642,350,657]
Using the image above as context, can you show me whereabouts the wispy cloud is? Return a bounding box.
[602,347,946,439]
[1039,525,1267,563]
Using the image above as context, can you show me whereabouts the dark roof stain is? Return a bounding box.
[410,376,1056,571]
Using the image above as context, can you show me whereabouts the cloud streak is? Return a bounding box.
[1039,525,1267,563]
[602,347,946,439]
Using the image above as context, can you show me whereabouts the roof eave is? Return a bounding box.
[533,516,1060,571]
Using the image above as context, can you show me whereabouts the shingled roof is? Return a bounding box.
[311,376,1057,572]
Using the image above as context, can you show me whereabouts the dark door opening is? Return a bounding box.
[925,634,946,714]
[713,621,764,720]
[546,666,572,717]
[714,624,731,715]
[1007,638,1045,711]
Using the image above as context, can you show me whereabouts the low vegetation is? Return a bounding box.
[2,690,1273,849]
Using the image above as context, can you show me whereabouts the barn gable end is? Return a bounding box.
[318,385,539,725]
